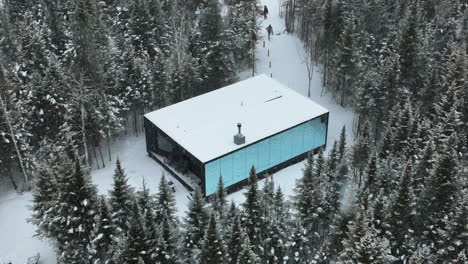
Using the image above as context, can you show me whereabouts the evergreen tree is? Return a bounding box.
[30,166,58,237]
[237,232,259,264]
[128,0,152,57]
[154,174,177,224]
[338,125,347,162]
[333,9,360,106]
[242,166,262,250]
[212,176,227,219]
[56,159,98,263]
[352,121,371,187]
[89,196,115,263]
[225,1,257,65]
[192,0,235,94]
[399,2,421,99]
[109,159,134,234]
[389,162,416,260]
[200,214,228,263]
[439,186,468,262]
[182,188,209,262]
[154,216,179,264]
[421,147,459,252]
[117,201,148,264]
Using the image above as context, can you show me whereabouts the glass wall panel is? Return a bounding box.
[233,149,246,183]
[205,159,220,196]
[257,140,270,172]
[313,118,326,148]
[281,130,293,161]
[292,124,304,157]
[269,135,282,167]
[205,115,327,196]
[244,144,258,176]
[220,154,234,186]
[302,121,312,153]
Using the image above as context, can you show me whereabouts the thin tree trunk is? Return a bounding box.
[107,129,112,162]
[93,140,100,169]
[133,109,138,136]
[0,96,28,185]
[98,140,105,168]
[124,112,128,135]
[79,87,90,169]
[7,166,18,192]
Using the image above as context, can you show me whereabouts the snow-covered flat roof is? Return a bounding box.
[144,74,329,163]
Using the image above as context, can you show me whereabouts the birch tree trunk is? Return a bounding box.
[78,80,90,169]
[0,95,28,185]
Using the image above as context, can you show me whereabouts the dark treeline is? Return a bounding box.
[281,0,468,263]
[0,0,257,189]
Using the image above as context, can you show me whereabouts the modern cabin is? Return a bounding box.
[144,74,329,197]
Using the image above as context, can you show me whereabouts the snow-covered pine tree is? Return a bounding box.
[137,179,152,214]
[237,231,260,264]
[56,159,98,263]
[182,188,209,262]
[117,201,149,264]
[88,196,115,263]
[200,214,228,263]
[30,165,58,237]
[147,0,166,57]
[333,7,360,106]
[389,162,416,261]
[109,159,134,235]
[212,176,227,219]
[154,215,180,264]
[142,200,162,263]
[192,0,235,94]
[119,40,153,135]
[337,205,395,263]
[226,214,243,264]
[438,186,468,262]
[421,144,459,253]
[0,66,32,187]
[315,147,325,178]
[327,141,339,180]
[154,174,177,224]
[266,186,288,263]
[25,55,67,146]
[128,0,152,58]
[351,121,371,187]
[242,166,262,252]
[225,0,257,66]
[338,125,347,162]
[399,1,422,100]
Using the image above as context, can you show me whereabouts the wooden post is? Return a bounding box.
[270,73,273,78]
[263,41,265,47]
[269,61,271,68]
[268,49,270,56]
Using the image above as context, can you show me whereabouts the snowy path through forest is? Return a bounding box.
[231,0,356,201]
[0,0,355,262]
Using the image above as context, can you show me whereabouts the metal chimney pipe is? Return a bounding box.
[237,123,242,134]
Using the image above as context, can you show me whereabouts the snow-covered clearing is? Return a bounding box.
[0,0,355,262]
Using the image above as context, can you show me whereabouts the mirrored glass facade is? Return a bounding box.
[205,116,327,196]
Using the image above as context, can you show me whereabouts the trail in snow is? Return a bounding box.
[241,0,355,150]
[231,0,356,202]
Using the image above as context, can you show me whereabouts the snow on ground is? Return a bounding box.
[0,191,57,264]
[0,0,355,262]
[91,135,190,220]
